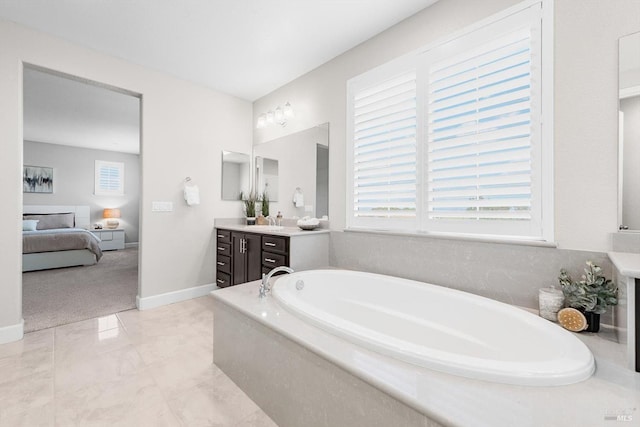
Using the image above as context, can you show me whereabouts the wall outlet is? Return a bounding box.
[152,201,173,212]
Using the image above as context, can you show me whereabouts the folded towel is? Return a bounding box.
[293,189,304,207]
[184,185,200,206]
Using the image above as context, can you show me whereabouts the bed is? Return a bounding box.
[22,205,103,272]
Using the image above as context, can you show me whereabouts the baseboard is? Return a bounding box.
[125,242,139,249]
[0,319,24,344]
[136,283,215,311]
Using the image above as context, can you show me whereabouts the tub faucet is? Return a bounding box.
[259,266,294,298]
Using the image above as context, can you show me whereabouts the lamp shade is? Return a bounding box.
[103,208,121,219]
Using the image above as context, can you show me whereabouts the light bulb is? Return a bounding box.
[274,106,284,123]
[257,114,266,129]
[284,102,294,117]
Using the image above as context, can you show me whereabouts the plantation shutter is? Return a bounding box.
[424,9,542,236]
[95,160,125,196]
[351,71,417,227]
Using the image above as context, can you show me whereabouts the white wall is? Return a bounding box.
[23,141,141,243]
[253,0,640,252]
[0,20,252,335]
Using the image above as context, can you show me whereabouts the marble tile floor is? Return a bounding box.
[0,296,278,427]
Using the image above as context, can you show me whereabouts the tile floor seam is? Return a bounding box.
[139,343,185,426]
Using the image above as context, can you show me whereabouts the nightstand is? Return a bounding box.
[92,228,125,251]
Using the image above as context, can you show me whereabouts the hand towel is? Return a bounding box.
[184,185,200,206]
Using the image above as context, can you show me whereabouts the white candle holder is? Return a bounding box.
[539,287,565,322]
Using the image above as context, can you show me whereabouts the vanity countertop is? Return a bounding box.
[215,223,330,237]
[608,251,640,278]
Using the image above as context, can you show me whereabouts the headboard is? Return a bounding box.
[23,205,91,229]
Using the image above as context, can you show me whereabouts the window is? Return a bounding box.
[347,2,551,240]
[95,160,124,196]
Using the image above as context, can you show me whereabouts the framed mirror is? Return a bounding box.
[221,151,250,201]
[619,31,640,231]
[253,123,329,219]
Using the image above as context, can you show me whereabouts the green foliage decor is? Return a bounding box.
[261,192,269,217]
[558,261,618,315]
[240,191,257,217]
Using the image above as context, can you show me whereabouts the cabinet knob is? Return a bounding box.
[265,258,276,263]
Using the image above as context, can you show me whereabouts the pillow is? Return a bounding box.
[23,213,75,230]
[22,219,39,231]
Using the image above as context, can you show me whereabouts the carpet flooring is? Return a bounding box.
[22,247,138,332]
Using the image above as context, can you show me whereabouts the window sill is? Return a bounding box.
[343,227,558,248]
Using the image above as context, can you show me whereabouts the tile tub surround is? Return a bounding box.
[0,297,276,426]
[212,280,640,427]
[329,230,613,313]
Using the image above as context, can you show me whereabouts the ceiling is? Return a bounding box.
[11,1,437,154]
[23,67,141,154]
[0,0,438,102]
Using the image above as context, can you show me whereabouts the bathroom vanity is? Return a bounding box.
[608,251,640,373]
[215,225,329,287]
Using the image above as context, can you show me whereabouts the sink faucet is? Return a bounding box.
[267,216,276,227]
[259,266,294,298]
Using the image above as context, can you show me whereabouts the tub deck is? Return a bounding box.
[211,278,639,427]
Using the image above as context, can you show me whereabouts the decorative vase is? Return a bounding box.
[580,309,600,332]
[246,217,256,226]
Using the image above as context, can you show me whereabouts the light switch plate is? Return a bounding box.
[152,201,173,212]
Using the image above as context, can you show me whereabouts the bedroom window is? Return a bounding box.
[346,2,552,241]
[95,160,125,196]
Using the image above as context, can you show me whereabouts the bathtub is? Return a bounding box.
[271,269,595,386]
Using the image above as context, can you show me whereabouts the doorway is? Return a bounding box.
[21,65,142,332]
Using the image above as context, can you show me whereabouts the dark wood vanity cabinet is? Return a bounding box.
[261,235,289,274]
[215,229,232,287]
[231,232,262,285]
[216,228,291,287]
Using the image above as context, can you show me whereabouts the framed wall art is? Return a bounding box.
[23,165,53,193]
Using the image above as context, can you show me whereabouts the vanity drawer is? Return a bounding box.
[217,242,231,255]
[262,235,287,253]
[216,229,231,244]
[262,251,287,268]
[216,272,231,288]
[216,254,231,274]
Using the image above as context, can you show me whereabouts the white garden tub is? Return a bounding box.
[271,269,595,386]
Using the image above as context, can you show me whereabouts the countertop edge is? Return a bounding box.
[608,251,640,278]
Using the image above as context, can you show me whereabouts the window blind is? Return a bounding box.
[346,3,548,239]
[352,71,417,222]
[426,28,535,223]
[95,160,124,196]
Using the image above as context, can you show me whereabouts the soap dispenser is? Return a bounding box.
[276,211,283,227]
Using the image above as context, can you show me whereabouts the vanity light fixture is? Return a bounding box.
[256,102,294,129]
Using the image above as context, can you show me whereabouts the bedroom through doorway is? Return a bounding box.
[21,66,142,332]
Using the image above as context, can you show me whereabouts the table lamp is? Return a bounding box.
[103,208,121,229]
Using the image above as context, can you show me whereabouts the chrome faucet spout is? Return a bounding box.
[259,266,294,298]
